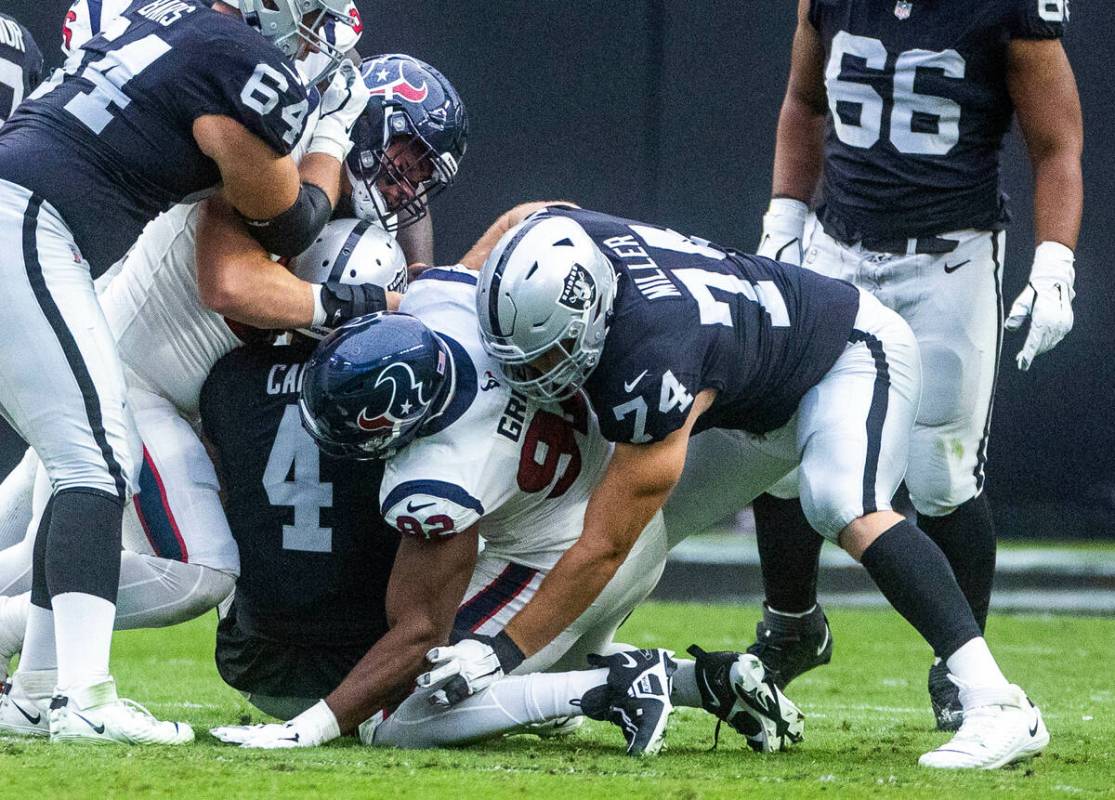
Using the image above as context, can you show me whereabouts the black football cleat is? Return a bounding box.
[928,661,964,732]
[576,648,676,756]
[688,644,804,752]
[746,603,832,689]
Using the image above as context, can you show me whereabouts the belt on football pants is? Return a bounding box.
[854,234,960,257]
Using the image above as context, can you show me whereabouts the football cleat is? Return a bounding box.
[929,661,964,732]
[576,648,677,757]
[0,680,50,738]
[524,715,585,738]
[49,678,194,745]
[919,684,1048,769]
[746,603,833,689]
[687,645,804,753]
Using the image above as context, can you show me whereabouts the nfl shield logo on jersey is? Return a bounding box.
[894,0,913,20]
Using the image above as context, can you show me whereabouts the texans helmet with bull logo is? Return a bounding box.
[300,312,455,459]
[347,54,470,230]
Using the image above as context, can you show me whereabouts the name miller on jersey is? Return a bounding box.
[601,234,681,301]
[0,18,27,51]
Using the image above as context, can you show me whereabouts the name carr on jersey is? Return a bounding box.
[266,362,307,396]
[601,234,681,301]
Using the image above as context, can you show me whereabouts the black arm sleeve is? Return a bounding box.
[240,182,332,258]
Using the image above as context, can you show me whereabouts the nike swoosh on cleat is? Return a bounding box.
[73,712,105,735]
[10,700,40,726]
[624,371,649,393]
[943,260,970,274]
[1029,719,1039,737]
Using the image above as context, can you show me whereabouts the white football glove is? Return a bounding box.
[210,700,341,749]
[416,639,504,707]
[1004,241,1076,371]
[756,198,809,266]
[308,60,371,162]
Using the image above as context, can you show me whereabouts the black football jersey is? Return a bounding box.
[200,342,399,649]
[0,13,43,124]
[0,1,308,275]
[811,0,1067,240]
[545,207,861,443]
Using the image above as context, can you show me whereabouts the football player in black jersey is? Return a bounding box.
[0,0,366,745]
[0,12,43,125]
[750,0,1082,731]
[199,218,406,722]
[471,203,1048,768]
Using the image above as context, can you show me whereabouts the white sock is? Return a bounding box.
[19,604,56,673]
[670,659,703,708]
[373,669,608,748]
[11,667,56,701]
[0,593,29,661]
[52,592,115,691]
[945,637,1009,695]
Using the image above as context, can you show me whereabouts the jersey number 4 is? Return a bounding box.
[262,405,334,553]
[826,31,965,156]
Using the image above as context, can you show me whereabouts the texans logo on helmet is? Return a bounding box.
[369,63,430,104]
[355,362,432,433]
[558,264,596,311]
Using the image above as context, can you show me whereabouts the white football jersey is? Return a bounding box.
[97,204,243,421]
[380,269,612,570]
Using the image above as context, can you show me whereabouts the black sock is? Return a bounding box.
[30,495,55,609]
[860,520,981,660]
[918,494,996,632]
[44,488,123,603]
[753,493,824,614]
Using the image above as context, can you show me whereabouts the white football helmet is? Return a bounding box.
[291,218,408,338]
[224,0,359,83]
[477,213,617,403]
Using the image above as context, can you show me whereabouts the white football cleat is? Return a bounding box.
[0,680,50,738]
[49,678,194,745]
[919,683,1048,769]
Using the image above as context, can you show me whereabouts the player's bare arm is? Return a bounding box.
[771,0,828,204]
[1008,38,1083,250]
[324,530,479,733]
[459,201,579,270]
[195,195,401,328]
[1003,37,1083,370]
[503,389,715,659]
[397,207,436,267]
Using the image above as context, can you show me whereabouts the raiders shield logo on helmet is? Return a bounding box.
[558,264,597,311]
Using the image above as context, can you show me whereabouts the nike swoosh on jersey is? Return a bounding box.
[624,370,649,393]
[406,501,436,513]
[943,260,971,274]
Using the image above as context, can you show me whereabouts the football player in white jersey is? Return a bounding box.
[210,207,804,755]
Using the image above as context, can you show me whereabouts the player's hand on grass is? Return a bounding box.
[417,639,505,707]
[210,700,340,748]
[756,198,809,266]
[1005,242,1075,371]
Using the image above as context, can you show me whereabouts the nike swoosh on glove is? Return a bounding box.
[1004,241,1075,371]
[756,198,809,267]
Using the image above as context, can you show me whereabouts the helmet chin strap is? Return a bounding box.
[345,162,392,227]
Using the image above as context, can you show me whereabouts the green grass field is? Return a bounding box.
[3,602,1113,799]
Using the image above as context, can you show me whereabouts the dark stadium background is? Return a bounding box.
[4,1,1113,539]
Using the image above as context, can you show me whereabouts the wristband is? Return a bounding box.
[295,699,341,745]
[312,284,328,328]
[487,629,526,673]
[766,197,809,221]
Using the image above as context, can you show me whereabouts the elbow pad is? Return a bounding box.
[241,183,332,258]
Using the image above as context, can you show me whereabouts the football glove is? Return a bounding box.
[1004,241,1076,371]
[308,60,372,162]
[312,281,388,331]
[210,700,340,749]
[756,198,809,266]
[417,639,505,707]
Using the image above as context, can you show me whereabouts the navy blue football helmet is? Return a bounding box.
[299,312,454,460]
[347,54,469,230]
